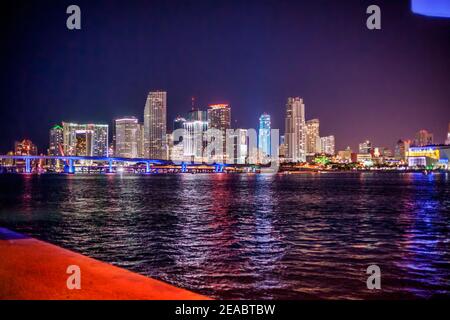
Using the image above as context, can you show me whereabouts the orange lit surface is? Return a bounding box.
[0,229,209,300]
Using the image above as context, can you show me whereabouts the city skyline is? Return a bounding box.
[2,0,450,154]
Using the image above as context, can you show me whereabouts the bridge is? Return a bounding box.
[0,155,229,174]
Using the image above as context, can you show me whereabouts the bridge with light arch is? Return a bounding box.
[0,155,230,174]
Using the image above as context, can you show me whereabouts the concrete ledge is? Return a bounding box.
[0,227,210,300]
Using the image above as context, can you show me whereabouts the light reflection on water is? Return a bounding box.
[0,172,449,299]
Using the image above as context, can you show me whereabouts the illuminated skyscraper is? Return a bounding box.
[258,113,271,159]
[285,97,306,162]
[49,125,64,156]
[207,104,231,131]
[207,104,231,162]
[62,122,108,156]
[414,129,433,146]
[144,91,167,159]
[115,117,141,158]
[320,135,335,155]
[305,119,320,155]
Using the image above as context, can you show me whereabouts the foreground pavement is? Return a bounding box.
[0,227,209,300]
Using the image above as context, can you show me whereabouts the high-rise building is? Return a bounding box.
[359,140,372,154]
[305,119,320,155]
[15,139,37,155]
[207,104,231,131]
[258,113,271,160]
[285,97,306,162]
[183,117,208,162]
[115,117,141,158]
[445,122,450,145]
[207,104,231,162]
[144,91,167,159]
[62,122,109,157]
[414,129,433,147]
[320,135,335,155]
[49,125,64,156]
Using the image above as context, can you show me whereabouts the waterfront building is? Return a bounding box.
[258,113,271,162]
[207,104,231,162]
[320,135,335,155]
[229,129,249,164]
[62,122,109,157]
[115,117,141,158]
[285,97,306,163]
[358,140,372,154]
[305,119,320,155]
[183,116,208,162]
[49,125,64,156]
[15,139,37,155]
[352,153,373,166]
[414,129,433,147]
[144,91,167,159]
[407,145,450,169]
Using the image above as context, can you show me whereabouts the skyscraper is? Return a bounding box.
[115,117,141,158]
[207,104,231,162]
[414,129,433,147]
[320,135,335,155]
[305,119,320,155]
[258,113,271,160]
[62,122,108,156]
[285,97,306,163]
[144,91,167,159]
[207,104,231,131]
[49,125,64,156]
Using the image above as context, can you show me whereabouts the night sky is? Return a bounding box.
[1,0,449,154]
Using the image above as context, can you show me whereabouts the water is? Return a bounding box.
[0,172,449,299]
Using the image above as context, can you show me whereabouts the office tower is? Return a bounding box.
[414,129,433,147]
[279,135,287,160]
[395,139,410,161]
[183,116,208,162]
[227,128,248,164]
[320,135,335,155]
[90,124,109,157]
[305,119,320,155]
[115,117,141,158]
[207,104,231,162]
[285,97,306,162]
[359,140,372,154]
[138,123,144,158]
[15,139,37,155]
[445,123,450,145]
[49,125,64,156]
[258,113,271,159]
[144,91,167,159]
[62,122,109,157]
[207,104,231,131]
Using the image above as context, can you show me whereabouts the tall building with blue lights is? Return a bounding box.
[258,113,271,160]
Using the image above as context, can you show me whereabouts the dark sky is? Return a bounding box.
[1,0,449,153]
